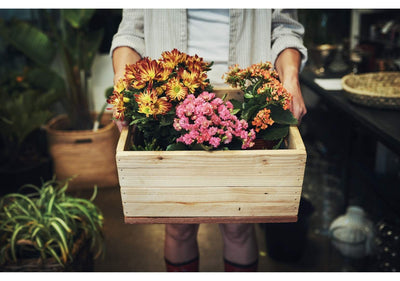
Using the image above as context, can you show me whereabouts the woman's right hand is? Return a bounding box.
[115,120,127,132]
[111,47,142,133]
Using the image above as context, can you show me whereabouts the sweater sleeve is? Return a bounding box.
[109,9,145,58]
[271,9,308,71]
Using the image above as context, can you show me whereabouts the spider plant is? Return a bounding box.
[0,178,104,268]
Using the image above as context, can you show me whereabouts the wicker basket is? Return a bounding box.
[341,72,400,109]
[46,113,120,189]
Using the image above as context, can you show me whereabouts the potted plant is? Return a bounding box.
[0,178,104,271]
[0,68,60,196]
[0,10,120,189]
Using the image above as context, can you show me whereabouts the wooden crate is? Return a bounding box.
[116,89,307,224]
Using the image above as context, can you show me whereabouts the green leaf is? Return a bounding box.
[46,241,65,265]
[50,217,72,234]
[46,193,57,214]
[62,9,96,29]
[242,104,261,121]
[26,67,66,98]
[0,19,56,66]
[269,105,298,125]
[49,221,68,255]
[90,185,98,202]
[4,193,41,219]
[229,99,242,110]
[273,138,285,149]
[258,125,290,141]
[10,224,24,261]
[231,108,241,115]
[166,143,188,151]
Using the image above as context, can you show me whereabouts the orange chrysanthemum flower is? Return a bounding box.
[166,78,188,101]
[154,97,172,115]
[179,69,201,94]
[135,88,172,117]
[134,57,165,89]
[114,78,126,93]
[107,91,126,120]
[135,88,158,116]
[161,49,187,70]
[124,64,137,88]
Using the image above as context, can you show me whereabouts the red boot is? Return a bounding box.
[165,257,199,272]
[224,258,258,272]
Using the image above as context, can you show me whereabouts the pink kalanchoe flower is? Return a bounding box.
[174,91,255,149]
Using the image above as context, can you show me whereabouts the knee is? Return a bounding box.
[220,223,254,245]
[165,224,199,242]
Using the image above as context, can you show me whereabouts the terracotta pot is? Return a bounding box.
[45,113,119,190]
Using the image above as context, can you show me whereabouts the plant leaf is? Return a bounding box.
[0,19,56,66]
[258,125,290,141]
[49,221,69,255]
[166,143,187,151]
[269,105,298,125]
[62,9,96,29]
[10,224,24,262]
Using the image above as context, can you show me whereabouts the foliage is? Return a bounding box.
[0,178,104,267]
[0,68,60,168]
[0,9,104,130]
[131,138,163,151]
[224,62,298,142]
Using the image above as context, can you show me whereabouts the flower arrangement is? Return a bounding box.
[108,49,296,151]
[224,61,298,147]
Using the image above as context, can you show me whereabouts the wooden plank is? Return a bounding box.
[116,125,130,152]
[119,173,304,187]
[118,166,305,178]
[288,125,306,150]
[121,202,298,217]
[124,216,298,224]
[120,187,301,203]
[117,152,306,169]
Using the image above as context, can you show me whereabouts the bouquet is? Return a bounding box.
[108,49,295,151]
[224,62,298,147]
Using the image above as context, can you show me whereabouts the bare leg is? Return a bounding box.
[219,223,258,271]
[164,224,200,271]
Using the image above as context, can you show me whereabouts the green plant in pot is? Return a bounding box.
[0,178,104,271]
[0,68,61,194]
[0,10,120,189]
[0,9,103,130]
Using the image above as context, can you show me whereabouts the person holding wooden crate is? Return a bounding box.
[110,9,307,272]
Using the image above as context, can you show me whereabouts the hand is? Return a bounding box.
[114,119,127,132]
[111,47,142,133]
[283,79,307,125]
[274,48,307,125]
